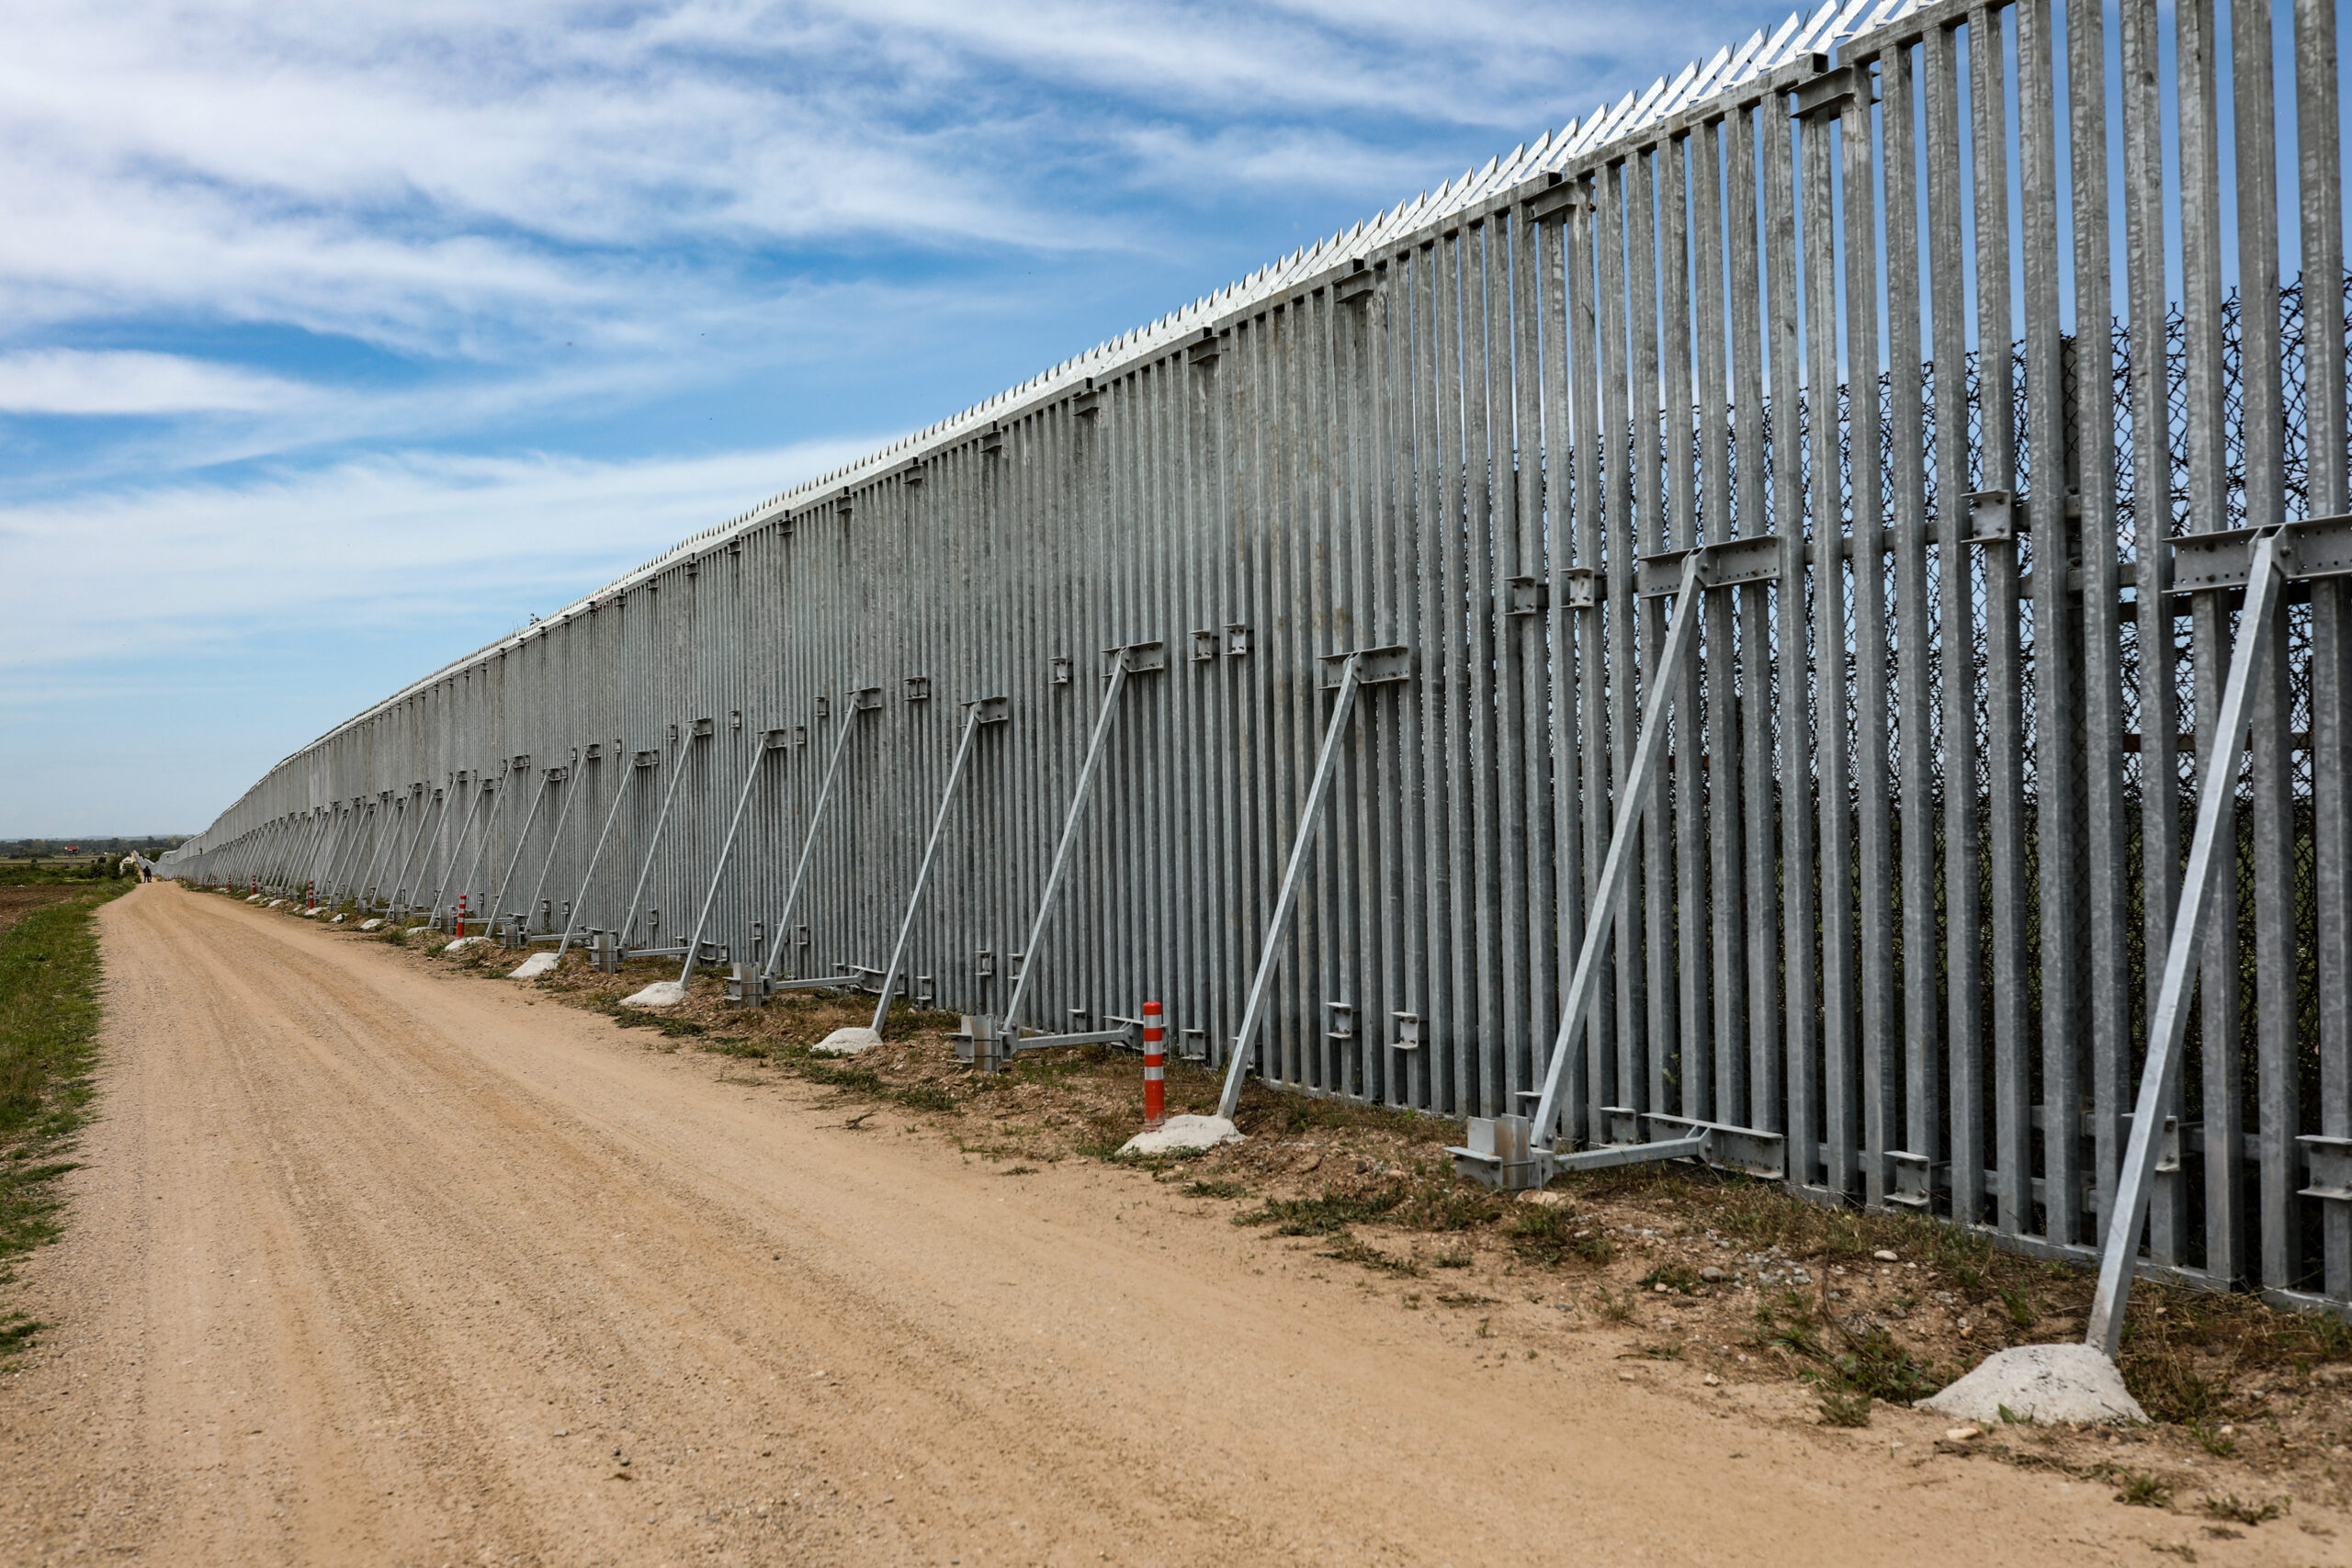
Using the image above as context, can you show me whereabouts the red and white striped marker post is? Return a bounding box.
[1142,1000,1166,1129]
[456,894,468,939]
[304,880,314,911]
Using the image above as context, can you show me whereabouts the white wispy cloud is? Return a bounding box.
[0,0,1734,358]
[0,350,307,414]
[0,0,1784,830]
[0,436,885,672]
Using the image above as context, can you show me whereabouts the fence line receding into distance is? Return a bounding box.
[164,0,2352,1319]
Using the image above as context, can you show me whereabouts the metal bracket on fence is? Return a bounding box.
[1216,644,1411,1119]
[1446,1115,1550,1191]
[2088,527,2290,1359]
[1790,58,1873,119]
[986,641,1165,1053]
[980,1015,1143,1066]
[1634,533,1785,597]
[2299,1136,2352,1202]
[953,1012,1011,1071]
[1450,1109,1784,1192]
[1601,1112,1786,1179]
[1564,567,1601,609]
[726,963,769,1008]
[1505,577,1547,615]
[1963,490,2026,544]
[1524,176,1584,224]
[1889,1151,1935,1209]
[2167,513,2352,592]
[869,696,1007,1032]
[1316,644,1408,688]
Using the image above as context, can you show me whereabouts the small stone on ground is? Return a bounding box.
[1917,1342,2146,1425]
[1116,1114,1242,1156]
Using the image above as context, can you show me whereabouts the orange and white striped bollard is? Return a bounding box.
[1142,1000,1166,1129]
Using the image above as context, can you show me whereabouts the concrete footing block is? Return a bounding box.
[441,935,490,953]
[811,1026,882,1055]
[358,918,384,931]
[1917,1342,2147,1425]
[1117,1114,1243,1156]
[620,979,688,1009]
[509,952,559,979]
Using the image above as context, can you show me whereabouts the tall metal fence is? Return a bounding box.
[164,0,2352,1315]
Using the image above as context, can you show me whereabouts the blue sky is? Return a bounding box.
[0,0,2051,841]
[0,0,1846,833]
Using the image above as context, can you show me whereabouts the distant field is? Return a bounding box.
[0,887,91,941]
[0,863,132,890]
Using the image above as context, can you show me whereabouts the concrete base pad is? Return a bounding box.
[1117,1114,1243,1156]
[358,918,384,931]
[1917,1343,2147,1425]
[509,952,559,979]
[441,936,489,953]
[811,1026,882,1056]
[620,980,688,1009]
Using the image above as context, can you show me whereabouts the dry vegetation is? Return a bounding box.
[225,885,2352,1528]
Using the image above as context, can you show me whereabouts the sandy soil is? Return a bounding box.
[0,882,2342,1567]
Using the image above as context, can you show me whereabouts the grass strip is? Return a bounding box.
[0,882,128,1359]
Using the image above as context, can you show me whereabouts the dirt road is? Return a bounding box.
[0,884,2331,1565]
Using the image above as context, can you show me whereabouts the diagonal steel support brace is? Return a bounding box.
[2088,528,2290,1357]
[871,696,1008,1032]
[1215,645,1409,1120]
[354,793,399,905]
[425,774,486,930]
[993,641,1164,1043]
[1523,550,1707,1165]
[760,689,884,984]
[488,764,555,930]
[390,787,445,914]
[555,749,656,961]
[617,723,710,947]
[501,764,567,932]
[677,726,800,987]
